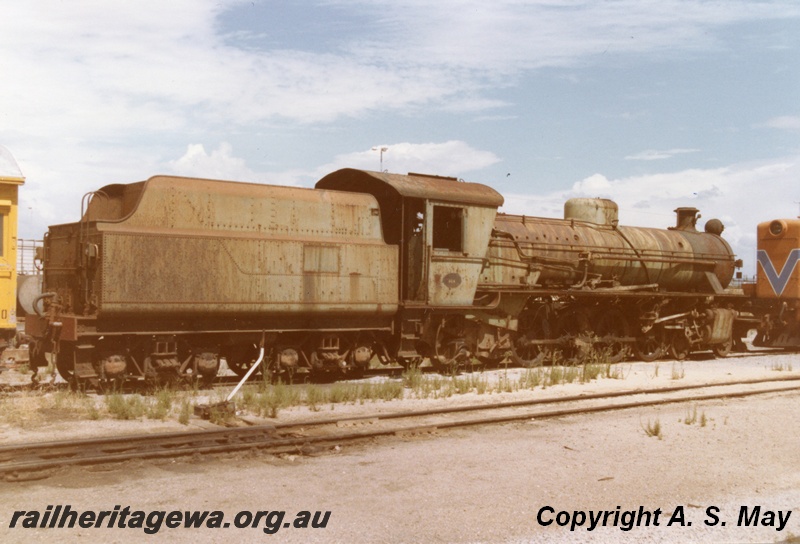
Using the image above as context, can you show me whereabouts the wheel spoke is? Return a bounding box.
[634,328,665,362]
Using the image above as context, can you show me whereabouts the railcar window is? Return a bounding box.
[432,206,463,252]
[0,212,4,257]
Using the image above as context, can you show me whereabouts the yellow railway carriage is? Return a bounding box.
[0,146,24,351]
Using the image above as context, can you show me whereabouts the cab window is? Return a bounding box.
[432,206,463,252]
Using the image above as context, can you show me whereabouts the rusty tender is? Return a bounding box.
[23,168,793,388]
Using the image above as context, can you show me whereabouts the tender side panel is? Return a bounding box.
[93,176,399,317]
[98,233,398,316]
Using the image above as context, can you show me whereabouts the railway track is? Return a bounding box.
[2,374,800,482]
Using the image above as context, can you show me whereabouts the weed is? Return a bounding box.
[518,367,543,390]
[178,399,192,425]
[548,366,564,386]
[374,381,404,401]
[329,383,358,405]
[642,418,663,439]
[146,388,174,420]
[106,394,146,420]
[670,363,685,380]
[603,363,620,379]
[581,361,604,383]
[263,381,300,418]
[452,376,471,395]
[563,365,579,384]
[401,366,425,390]
[240,386,258,412]
[684,405,698,425]
[497,372,516,393]
[438,380,455,398]
[86,402,101,420]
[305,384,326,411]
[475,375,488,394]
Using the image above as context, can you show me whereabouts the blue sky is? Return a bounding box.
[2,0,799,274]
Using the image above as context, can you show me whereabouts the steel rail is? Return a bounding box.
[2,376,800,480]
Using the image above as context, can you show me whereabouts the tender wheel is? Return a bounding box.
[189,351,220,386]
[712,337,733,358]
[345,344,372,378]
[669,332,691,361]
[634,329,665,362]
[593,308,630,364]
[224,343,263,379]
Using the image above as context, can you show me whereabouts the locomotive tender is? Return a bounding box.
[27,168,744,387]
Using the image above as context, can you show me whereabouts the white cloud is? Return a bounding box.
[344,0,800,71]
[317,141,501,178]
[3,0,798,145]
[169,143,260,182]
[761,116,800,130]
[625,148,700,161]
[169,140,501,186]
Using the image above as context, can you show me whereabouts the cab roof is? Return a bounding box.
[316,168,504,208]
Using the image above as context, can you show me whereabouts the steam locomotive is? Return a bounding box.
[24,168,797,388]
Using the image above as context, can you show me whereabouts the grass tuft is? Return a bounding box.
[642,418,663,439]
[106,394,146,420]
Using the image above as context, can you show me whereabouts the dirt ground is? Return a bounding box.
[1,349,799,543]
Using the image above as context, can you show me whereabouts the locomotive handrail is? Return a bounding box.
[491,238,724,267]
[491,228,587,270]
[78,190,110,312]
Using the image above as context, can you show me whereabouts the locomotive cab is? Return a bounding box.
[316,169,504,307]
[317,169,505,368]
